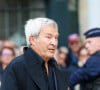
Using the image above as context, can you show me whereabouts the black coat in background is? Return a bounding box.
[1,47,68,90]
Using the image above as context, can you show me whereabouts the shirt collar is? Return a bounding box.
[24,47,56,66]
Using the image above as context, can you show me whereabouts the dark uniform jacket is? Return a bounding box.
[68,51,100,90]
[1,47,68,90]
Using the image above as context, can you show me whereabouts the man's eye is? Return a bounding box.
[55,37,58,40]
[46,36,52,39]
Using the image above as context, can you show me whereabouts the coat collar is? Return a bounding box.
[23,47,48,90]
[23,47,56,90]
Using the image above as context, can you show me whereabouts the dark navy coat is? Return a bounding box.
[1,47,68,90]
[68,51,100,89]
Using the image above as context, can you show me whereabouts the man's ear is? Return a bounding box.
[29,35,36,45]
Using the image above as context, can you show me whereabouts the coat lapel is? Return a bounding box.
[23,48,48,90]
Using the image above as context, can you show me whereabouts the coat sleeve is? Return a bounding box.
[68,56,100,89]
[1,64,19,90]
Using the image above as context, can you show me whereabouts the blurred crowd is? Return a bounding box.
[0,40,25,88]
[0,33,90,90]
[54,33,90,90]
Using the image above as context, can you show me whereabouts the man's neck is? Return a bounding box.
[45,62,49,75]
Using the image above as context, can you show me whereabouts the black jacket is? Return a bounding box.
[1,47,68,90]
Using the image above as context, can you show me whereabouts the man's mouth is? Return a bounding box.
[48,49,55,53]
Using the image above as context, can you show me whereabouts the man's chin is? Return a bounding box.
[48,54,54,58]
[89,52,95,55]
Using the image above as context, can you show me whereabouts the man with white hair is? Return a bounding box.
[1,18,68,90]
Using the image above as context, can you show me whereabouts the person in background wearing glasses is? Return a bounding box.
[0,47,15,89]
[1,18,68,90]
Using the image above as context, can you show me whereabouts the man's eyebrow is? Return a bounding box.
[46,33,52,35]
[45,33,52,36]
[45,33,59,36]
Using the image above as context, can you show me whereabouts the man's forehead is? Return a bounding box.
[40,26,58,34]
[86,37,100,41]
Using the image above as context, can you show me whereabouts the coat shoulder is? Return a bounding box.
[86,54,100,65]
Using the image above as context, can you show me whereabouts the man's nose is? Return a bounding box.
[51,38,58,46]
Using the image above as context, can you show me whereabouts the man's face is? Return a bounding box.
[85,37,100,55]
[69,40,82,53]
[32,25,58,61]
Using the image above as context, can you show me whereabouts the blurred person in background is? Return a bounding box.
[56,46,68,68]
[3,40,15,48]
[67,33,82,67]
[0,47,15,89]
[76,46,90,90]
[67,34,82,90]
[68,28,100,90]
[0,47,15,70]
[78,46,90,67]
[1,18,68,90]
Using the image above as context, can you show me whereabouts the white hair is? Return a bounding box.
[24,17,58,46]
[59,46,69,54]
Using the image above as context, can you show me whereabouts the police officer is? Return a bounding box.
[68,28,100,90]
